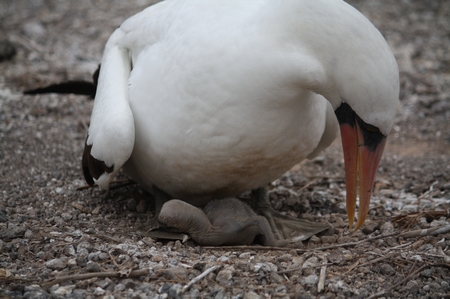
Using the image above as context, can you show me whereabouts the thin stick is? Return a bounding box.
[181,265,222,293]
[318,257,327,293]
[41,268,151,288]
[402,225,450,238]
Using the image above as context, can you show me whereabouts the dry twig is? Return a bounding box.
[181,265,222,293]
[318,257,328,293]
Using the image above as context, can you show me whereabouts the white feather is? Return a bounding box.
[88,0,399,201]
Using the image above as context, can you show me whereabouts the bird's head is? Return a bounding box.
[294,1,400,229]
[328,8,399,230]
[328,10,399,230]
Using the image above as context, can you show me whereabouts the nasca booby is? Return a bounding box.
[27,0,399,243]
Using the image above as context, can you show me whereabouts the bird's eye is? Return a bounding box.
[363,124,379,133]
[355,115,380,133]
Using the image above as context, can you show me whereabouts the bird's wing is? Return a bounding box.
[307,100,339,160]
[82,29,135,189]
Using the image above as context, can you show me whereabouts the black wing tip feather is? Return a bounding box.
[24,64,101,98]
[82,137,114,186]
[24,81,96,98]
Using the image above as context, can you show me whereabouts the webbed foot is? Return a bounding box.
[251,188,330,243]
[155,198,284,246]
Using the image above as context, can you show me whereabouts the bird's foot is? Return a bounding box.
[138,212,193,242]
[251,188,330,243]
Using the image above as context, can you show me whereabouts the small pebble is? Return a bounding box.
[239,252,252,259]
[115,283,126,292]
[45,258,66,270]
[380,222,394,233]
[302,257,318,270]
[77,241,93,253]
[303,274,319,285]
[93,287,105,296]
[420,268,434,278]
[243,291,262,299]
[86,261,102,272]
[379,263,395,275]
[52,285,75,296]
[362,221,379,234]
[309,235,321,244]
[216,267,235,285]
[0,225,26,239]
[406,280,420,292]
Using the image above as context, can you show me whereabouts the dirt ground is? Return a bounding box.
[1,0,450,298]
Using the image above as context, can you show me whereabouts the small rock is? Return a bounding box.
[243,291,262,299]
[115,283,126,291]
[239,252,252,259]
[303,274,319,285]
[302,257,318,268]
[158,267,188,280]
[270,272,284,284]
[52,285,75,296]
[254,262,277,273]
[189,289,200,298]
[76,254,88,267]
[274,285,287,294]
[428,282,441,290]
[0,211,7,222]
[68,258,77,267]
[72,289,87,299]
[93,287,105,296]
[23,284,50,298]
[333,217,346,228]
[77,241,93,253]
[23,21,46,38]
[362,221,379,234]
[406,280,420,293]
[380,221,394,233]
[45,258,67,270]
[0,225,26,240]
[309,235,321,244]
[277,254,292,263]
[216,267,235,285]
[88,251,101,261]
[420,268,434,278]
[168,284,182,298]
[320,235,337,243]
[213,290,225,299]
[123,278,138,289]
[91,206,101,215]
[86,261,102,272]
[379,263,395,275]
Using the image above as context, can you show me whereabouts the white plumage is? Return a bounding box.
[84,0,399,228]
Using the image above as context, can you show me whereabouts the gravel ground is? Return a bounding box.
[1,0,450,298]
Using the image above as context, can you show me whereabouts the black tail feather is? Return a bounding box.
[24,81,96,98]
[24,64,101,99]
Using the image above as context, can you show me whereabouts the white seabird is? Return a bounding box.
[81,0,399,238]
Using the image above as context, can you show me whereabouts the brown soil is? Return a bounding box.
[1,0,449,298]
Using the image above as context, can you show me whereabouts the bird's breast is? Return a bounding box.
[122,29,328,204]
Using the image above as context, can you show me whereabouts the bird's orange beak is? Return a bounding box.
[336,103,387,230]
